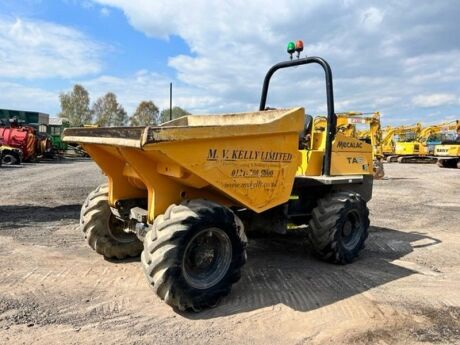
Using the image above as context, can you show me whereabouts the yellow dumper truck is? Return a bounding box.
[63,56,373,311]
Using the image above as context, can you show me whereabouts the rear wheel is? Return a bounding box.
[2,154,17,165]
[308,192,369,264]
[141,199,247,311]
[80,184,143,259]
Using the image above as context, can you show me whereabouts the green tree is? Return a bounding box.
[130,101,160,126]
[113,105,128,126]
[91,97,105,125]
[59,84,92,126]
[92,92,126,127]
[160,106,190,123]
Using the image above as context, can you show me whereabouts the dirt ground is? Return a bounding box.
[0,160,459,345]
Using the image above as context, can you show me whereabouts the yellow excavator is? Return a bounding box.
[314,112,384,178]
[390,121,457,163]
[354,113,385,179]
[434,120,460,168]
[382,123,422,162]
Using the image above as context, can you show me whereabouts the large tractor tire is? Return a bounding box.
[308,191,369,264]
[141,199,247,311]
[80,184,143,259]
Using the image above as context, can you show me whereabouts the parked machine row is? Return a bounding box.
[382,120,460,168]
[0,122,51,165]
[0,115,86,166]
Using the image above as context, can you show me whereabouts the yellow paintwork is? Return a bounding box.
[314,112,382,158]
[64,107,372,222]
[330,133,373,175]
[435,144,460,157]
[434,120,460,158]
[297,150,323,176]
[313,112,380,177]
[381,123,421,156]
[394,142,428,156]
[297,133,373,176]
[393,120,459,156]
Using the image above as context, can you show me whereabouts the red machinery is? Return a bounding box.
[0,125,37,161]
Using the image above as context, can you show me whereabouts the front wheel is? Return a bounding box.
[141,200,247,311]
[80,184,143,259]
[308,191,369,264]
[2,154,17,165]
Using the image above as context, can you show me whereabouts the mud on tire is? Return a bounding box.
[308,191,369,264]
[80,184,143,259]
[141,199,247,311]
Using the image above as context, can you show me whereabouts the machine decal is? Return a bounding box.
[207,148,293,163]
[337,141,363,149]
[346,157,364,164]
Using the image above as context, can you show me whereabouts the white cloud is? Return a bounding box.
[360,7,384,30]
[100,7,110,16]
[404,50,460,84]
[0,81,57,113]
[80,70,221,114]
[88,0,460,124]
[3,1,460,125]
[412,93,458,108]
[0,17,103,79]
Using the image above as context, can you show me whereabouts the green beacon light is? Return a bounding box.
[287,41,296,60]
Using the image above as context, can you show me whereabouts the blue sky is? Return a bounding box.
[0,0,459,125]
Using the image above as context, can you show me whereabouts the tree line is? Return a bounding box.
[59,84,190,127]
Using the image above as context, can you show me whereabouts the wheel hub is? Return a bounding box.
[2,155,14,165]
[342,221,353,237]
[341,210,362,250]
[182,227,232,290]
[107,214,137,244]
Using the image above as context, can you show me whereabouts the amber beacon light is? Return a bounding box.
[287,40,304,60]
[295,40,304,58]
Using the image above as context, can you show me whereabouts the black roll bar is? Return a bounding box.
[259,57,337,176]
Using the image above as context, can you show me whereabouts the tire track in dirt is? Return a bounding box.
[1,161,460,345]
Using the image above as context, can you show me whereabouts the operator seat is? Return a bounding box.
[299,114,313,149]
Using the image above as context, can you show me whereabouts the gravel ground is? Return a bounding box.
[0,160,459,344]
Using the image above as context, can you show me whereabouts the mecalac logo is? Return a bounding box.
[337,141,363,149]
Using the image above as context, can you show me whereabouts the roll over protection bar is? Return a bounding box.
[259,57,337,176]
